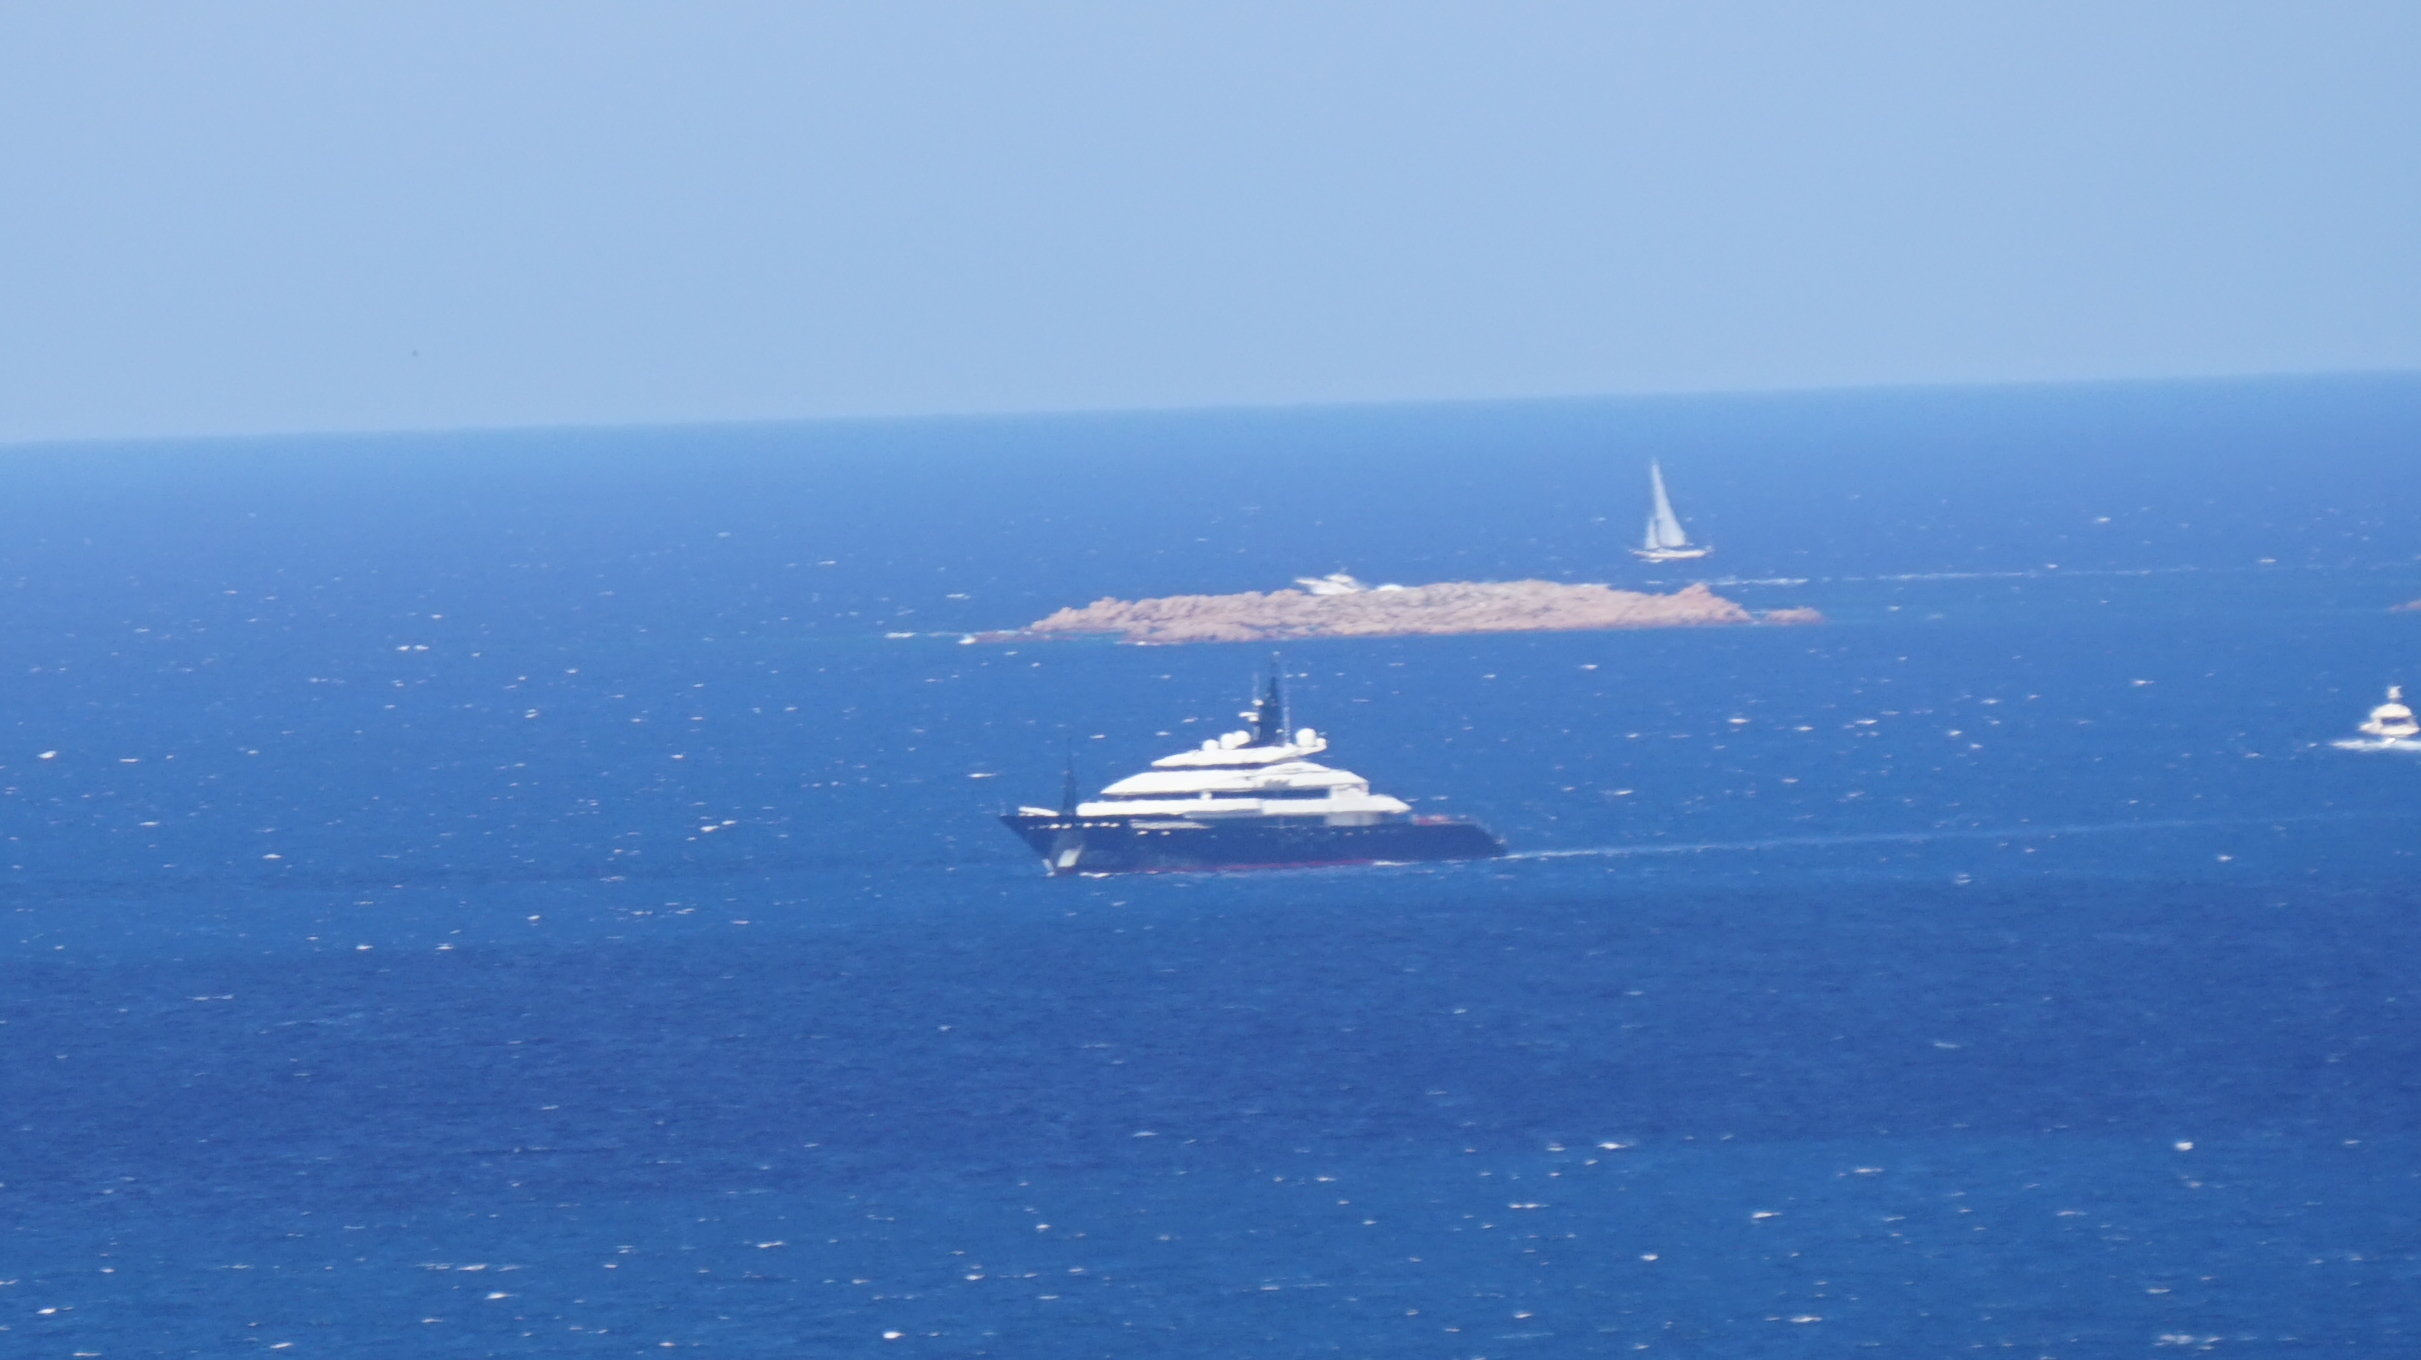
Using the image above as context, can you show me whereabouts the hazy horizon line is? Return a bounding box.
[8,365,2417,456]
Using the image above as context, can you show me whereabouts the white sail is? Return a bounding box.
[1644,462,1689,551]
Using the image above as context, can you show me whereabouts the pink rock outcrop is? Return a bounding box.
[993,579,1805,645]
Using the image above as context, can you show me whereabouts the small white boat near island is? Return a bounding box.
[1291,572,1406,596]
[1631,461,1710,562]
[2332,685,2421,751]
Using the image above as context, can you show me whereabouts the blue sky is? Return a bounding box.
[2,2,2415,442]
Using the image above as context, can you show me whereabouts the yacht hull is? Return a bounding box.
[1000,812,1504,876]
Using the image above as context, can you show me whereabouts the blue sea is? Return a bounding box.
[5,375,2420,1355]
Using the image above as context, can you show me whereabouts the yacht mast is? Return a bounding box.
[1246,657,1288,747]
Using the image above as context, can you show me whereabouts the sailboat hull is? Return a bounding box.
[1629,547,1710,561]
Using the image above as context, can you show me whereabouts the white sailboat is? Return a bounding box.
[2331,685,2421,751]
[1630,461,1710,562]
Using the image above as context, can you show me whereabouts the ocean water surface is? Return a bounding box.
[5,375,2421,1354]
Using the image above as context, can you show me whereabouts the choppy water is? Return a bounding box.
[5,375,2421,1354]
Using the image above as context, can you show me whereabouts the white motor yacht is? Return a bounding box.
[2332,685,2421,751]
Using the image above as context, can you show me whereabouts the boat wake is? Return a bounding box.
[1511,810,2404,863]
[1826,565,2204,583]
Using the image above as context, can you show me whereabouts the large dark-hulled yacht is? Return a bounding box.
[1000,670,1504,875]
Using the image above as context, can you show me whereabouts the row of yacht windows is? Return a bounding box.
[1105,787,1343,801]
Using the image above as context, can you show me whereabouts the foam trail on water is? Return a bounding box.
[1512,810,2407,861]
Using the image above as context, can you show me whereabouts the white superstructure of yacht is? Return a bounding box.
[1053,721,1409,826]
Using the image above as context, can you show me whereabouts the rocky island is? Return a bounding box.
[980,578,1820,645]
